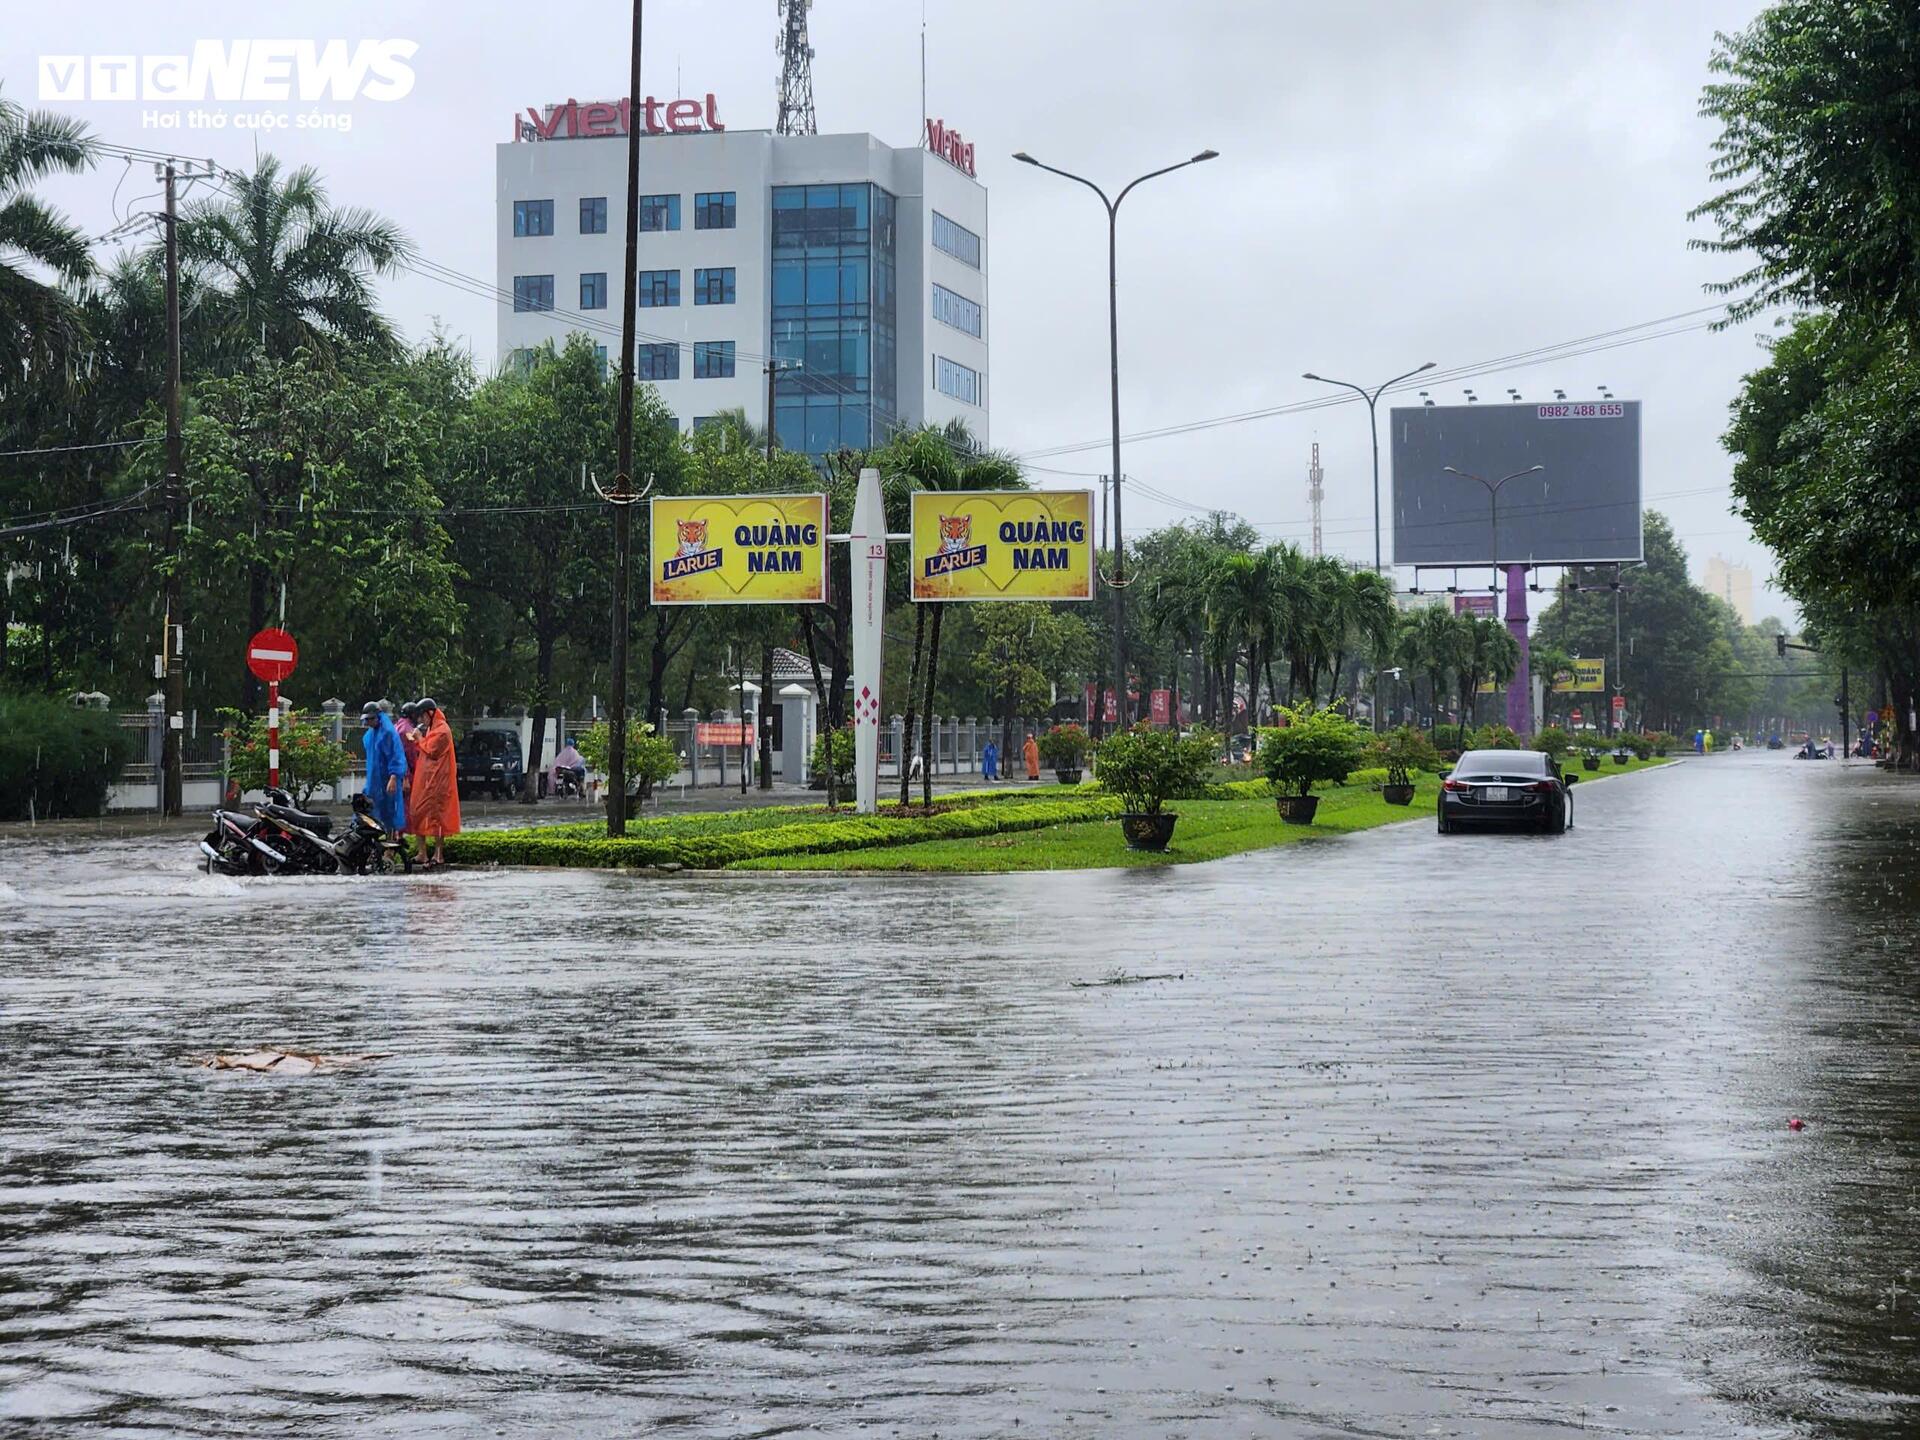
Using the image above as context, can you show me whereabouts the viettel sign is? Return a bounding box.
[925,117,975,176]
[515,93,724,141]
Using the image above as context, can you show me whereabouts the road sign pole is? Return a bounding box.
[268,680,280,791]
[850,467,886,815]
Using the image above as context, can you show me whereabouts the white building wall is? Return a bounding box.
[495,128,989,447]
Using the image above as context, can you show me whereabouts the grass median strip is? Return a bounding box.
[444,758,1671,874]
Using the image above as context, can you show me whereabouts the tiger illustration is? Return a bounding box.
[675,518,709,557]
[937,515,971,553]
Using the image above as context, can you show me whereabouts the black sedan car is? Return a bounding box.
[457,727,526,799]
[1437,748,1577,834]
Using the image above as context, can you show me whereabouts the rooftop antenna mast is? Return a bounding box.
[1308,441,1325,558]
[776,0,817,136]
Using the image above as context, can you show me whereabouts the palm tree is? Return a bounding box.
[703,406,768,453]
[880,424,1022,806]
[1326,567,1397,713]
[1458,615,1521,744]
[0,83,96,394]
[1143,533,1213,724]
[180,155,412,362]
[1269,544,1322,705]
[1208,547,1285,725]
[1406,604,1467,735]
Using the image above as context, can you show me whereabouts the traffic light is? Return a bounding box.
[1775,633,1787,658]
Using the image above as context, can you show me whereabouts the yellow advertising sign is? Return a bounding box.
[909,489,1095,602]
[1551,658,1606,693]
[648,493,829,605]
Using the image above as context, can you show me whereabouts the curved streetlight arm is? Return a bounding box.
[1011,154,1113,212]
[1114,153,1216,210]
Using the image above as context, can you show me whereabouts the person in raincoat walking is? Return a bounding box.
[409,697,462,868]
[1022,732,1041,781]
[360,702,408,835]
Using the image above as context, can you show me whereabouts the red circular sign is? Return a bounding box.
[246,628,299,683]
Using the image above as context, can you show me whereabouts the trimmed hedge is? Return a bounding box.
[446,793,1125,869]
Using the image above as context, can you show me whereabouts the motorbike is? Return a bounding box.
[551,763,587,799]
[201,790,412,876]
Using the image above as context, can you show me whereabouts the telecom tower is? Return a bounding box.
[776,0,817,136]
[1307,442,1325,557]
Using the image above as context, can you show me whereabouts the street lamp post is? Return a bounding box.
[1303,362,1435,730]
[1444,464,1544,735]
[1013,146,1219,735]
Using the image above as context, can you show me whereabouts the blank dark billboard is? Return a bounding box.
[1389,401,1642,566]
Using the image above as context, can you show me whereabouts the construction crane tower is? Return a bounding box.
[1308,442,1325,557]
[776,0,818,136]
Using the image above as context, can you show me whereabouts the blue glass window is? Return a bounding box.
[513,199,554,237]
[579,272,607,309]
[592,343,608,379]
[512,274,554,311]
[694,267,736,305]
[693,341,736,379]
[935,354,980,405]
[637,343,679,381]
[579,197,607,233]
[639,270,679,307]
[932,211,981,268]
[640,194,680,232]
[695,191,736,229]
[932,283,981,338]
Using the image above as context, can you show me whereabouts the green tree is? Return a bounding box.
[1692,1,1920,330]
[1458,615,1520,741]
[181,154,413,362]
[0,81,95,397]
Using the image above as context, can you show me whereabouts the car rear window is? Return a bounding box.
[1453,750,1546,777]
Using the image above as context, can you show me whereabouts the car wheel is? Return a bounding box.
[1437,812,1454,835]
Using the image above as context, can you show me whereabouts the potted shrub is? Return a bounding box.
[1532,725,1574,772]
[1092,724,1213,850]
[1376,724,1438,805]
[1580,743,1602,772]
[1651,730,1672,757]
[1037,723,1091,785]
[1260,703,1368,823]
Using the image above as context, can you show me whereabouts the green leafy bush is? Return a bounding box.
[1259,704,1369,797]
[1370,724,1442,786]
[1036,723,1090,768]
[576,718,680,799]
[809,723,854,789]
[444,793,1123,869]
[218,705,354,806]
[1467,723,1522,750]
[1091,724,1216,815]
[0,692,136,819]
[1623,731,1655,760]
[1532,726,1574,763]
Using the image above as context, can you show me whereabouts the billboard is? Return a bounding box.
[1453,593,1497,617]
[1551,658,1606,693]
[649,493,828,605]
[909,489,1094,602]
[1389,401,1642,566]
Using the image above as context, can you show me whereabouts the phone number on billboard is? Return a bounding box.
[1536,402,1625,419]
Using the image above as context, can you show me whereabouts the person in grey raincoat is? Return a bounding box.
[360,701,409,833]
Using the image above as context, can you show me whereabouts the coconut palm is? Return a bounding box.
[180,154,412,361]
[1458,615,1521,743]
[0,83,96,394]
[1209,547,1288,725]
[1405,604,1469,735]
[1325,566,1397,712]
[879,424,1022,806]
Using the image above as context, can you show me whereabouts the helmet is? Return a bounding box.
[417,697,439,715]
[399,700,421,720]
[361,701,381,721]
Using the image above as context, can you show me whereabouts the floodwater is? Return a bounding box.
[1,753,1916,1438]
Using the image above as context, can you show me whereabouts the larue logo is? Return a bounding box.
[38,40,418,103]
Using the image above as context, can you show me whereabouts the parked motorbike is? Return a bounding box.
[200,790,411,876]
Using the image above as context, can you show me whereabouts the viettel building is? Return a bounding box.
[496,94,989,457]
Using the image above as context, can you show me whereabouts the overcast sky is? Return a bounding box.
[13,0,1790,617]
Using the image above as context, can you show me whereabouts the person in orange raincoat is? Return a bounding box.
[1023,732,1041,781]
[409,697,462,868]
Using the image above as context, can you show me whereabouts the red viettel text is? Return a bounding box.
[515,94,725,141]
[925,118,975,176]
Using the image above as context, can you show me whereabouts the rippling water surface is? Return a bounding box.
[2,753,1917,1437]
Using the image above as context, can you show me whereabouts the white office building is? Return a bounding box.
[496,97,989,457]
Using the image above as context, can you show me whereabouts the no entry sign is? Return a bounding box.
[246,628,299,684]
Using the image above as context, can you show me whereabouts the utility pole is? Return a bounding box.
[160,161,185,818]
[605,0,645,836]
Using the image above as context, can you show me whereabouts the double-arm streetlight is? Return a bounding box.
[1013,146,1219,733]
[1443,464,1545,597]
[1445,463,1545,734]
[1303,362,1434,730]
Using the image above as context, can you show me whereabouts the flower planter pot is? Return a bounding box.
[1275,793,1320,825]
[1054,767,1083,786]
[1654,747,1667,757]
[1582,756,1600,772]
[1120,812,1177,852]
[1381,783,1415,806]
[1612,752,1631,765]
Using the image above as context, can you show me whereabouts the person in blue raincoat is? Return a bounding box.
[360,701,408,832]
[981,737,999,782]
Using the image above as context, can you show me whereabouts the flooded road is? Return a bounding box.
[3,753,1917,1437]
